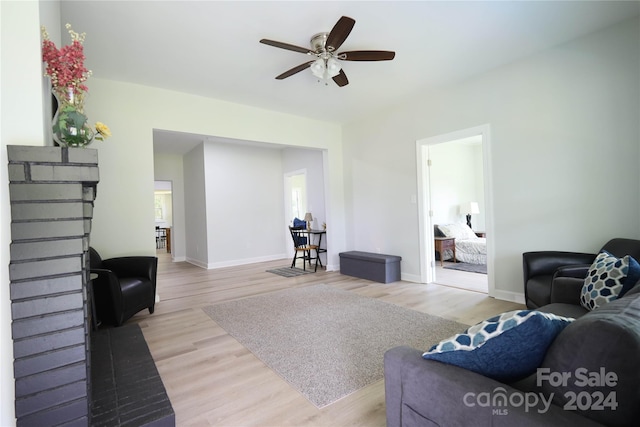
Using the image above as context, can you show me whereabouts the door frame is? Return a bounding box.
[283,169,308,259]
[415,124,495,296]
[154,180,174,254]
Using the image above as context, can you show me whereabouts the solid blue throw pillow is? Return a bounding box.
[422,310,574,382]
[623,255,640,296]
[293,217,306,228]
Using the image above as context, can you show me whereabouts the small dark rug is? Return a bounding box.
[444,262,487,274]
[266,267,314,277]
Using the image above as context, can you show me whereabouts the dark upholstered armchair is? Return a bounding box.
[89,247,158,327]
[523,238,640,309]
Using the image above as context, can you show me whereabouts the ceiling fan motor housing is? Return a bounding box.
[311,32,331,54]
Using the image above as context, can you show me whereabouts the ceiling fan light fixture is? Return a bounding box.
[310,58,326,79]
[326,57,342,78]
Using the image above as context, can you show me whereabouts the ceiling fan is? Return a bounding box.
[260,16,395,87]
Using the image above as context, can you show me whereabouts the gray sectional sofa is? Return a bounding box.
[384,280,640,426]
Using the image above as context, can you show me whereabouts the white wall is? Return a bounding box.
[343,18,640,300]
[204,142,286,268]
[1,2,49,423]
[183,143,208,267]
[429,142,485,230]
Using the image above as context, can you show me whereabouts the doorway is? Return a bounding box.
[283,169,307,259]
[416,125,494,296]
[154,180,173,254]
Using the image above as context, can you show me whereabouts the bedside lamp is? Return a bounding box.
[462,202,480,229]
[304,212,313,231]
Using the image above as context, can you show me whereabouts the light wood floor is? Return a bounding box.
[129,253,524,427]
[434,261,489,293]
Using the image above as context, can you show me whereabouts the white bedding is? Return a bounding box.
[452,238,486,264]
[437,223,487,265]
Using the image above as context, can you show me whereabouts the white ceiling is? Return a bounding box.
[60,1,639,153]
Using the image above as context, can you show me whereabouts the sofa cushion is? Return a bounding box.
[580,251,640,310]
[540,293,640,426]
[422,310,573,382]
[537,303,589,319]
[526,275,554,308]
[624,280,640,297]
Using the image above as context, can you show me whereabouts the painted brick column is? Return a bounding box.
[7,146,99,426]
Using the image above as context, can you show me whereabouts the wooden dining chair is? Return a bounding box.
[289,226,319,271]
[155,226,166,249]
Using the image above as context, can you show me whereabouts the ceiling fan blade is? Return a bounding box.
[332,69,349,87]
[339,50,396,61]
[326,16,355,52]
[275,61,314,80]
[260,39,313,55]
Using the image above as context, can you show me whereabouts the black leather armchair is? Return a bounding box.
[89,247,158,326]
[523,238,640,309]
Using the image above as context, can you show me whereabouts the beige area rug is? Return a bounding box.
[202,284,468,408]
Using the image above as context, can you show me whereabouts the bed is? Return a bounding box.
[435,223,486,265]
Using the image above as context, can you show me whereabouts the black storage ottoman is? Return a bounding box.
[339,251,402,283]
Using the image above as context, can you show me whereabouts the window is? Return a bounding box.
[154,195,163,220]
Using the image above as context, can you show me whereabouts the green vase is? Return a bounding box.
[52,88,94,147]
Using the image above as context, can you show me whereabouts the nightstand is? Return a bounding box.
[434,237,456,266]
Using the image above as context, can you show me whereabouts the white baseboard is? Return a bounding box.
[207,253,287,269]
[401,272,422,283]
[185,257,208,269]
[184,254,289,270]
[325,263,339,272]
[491,289,526,305]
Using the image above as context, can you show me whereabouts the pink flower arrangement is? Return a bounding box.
[41,24,92,103]
[41,24,111,146]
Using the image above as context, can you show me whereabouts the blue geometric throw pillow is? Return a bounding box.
[580,251,640,311]
[422,310,573,382]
